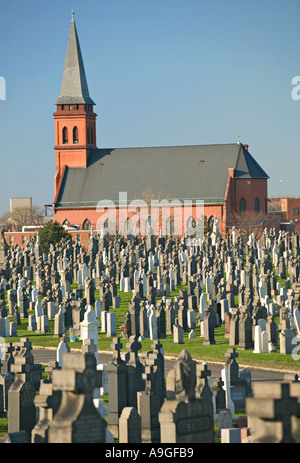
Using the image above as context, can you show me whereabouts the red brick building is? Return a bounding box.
[51,16,269,239]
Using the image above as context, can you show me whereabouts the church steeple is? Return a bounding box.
[55,13,95,106]
[53,14,97,201]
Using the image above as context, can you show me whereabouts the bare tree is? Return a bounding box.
[0,205,44,231]
[228,210,281,240]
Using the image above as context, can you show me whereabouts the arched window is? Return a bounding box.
[63,219,70,227]
[87,127,90,144]
[62,126,68,144]
[146,216,153,234]
[254,197,260,213]
[240,197,246,213]
[73,126,79,144]
[186,216,196,237]
[166,217,174,236]
[124,218,133,235]
[207,216,214,234]
[82,219,91,230]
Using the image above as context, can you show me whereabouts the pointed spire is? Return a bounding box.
[55,16,95,105]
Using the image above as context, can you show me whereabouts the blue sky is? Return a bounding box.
[0,0,299,216]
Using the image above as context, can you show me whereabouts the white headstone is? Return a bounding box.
[221,367,236,420]
[31,286,39,303]
[253,325,263,353]
[56,338,70,367]
[79,305,100,363]
[149,308,158,340]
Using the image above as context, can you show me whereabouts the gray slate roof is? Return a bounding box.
[55,20,95,106]
[55,143,269,208]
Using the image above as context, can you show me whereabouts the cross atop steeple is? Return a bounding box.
[55,15,95,105]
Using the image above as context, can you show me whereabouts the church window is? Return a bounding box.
[254,197,260,213]
[124,218,133,235]
[166,217,175,236]
[207,216,214,234]
[62,126,68,144]
[73,126,79,144]
[83,219,91,230]
[186,216,196,237]
[240,198,246,213]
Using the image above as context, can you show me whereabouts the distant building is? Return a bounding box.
[269,197,300,234]
[10,197,32,212]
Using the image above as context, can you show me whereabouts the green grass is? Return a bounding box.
[4,279,300,372]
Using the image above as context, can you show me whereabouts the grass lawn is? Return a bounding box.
[3,280,300,371]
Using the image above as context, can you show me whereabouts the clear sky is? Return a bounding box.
[0,0,299,216]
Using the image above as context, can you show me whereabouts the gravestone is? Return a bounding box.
[195,362,213,414]
[224,312,232,338]
[31,381,54,443]
[238,307,253,350]
[54,306,65,337]
[203,307,215,345]
[217,409,233,438]
[173,320,184,344]
[125,336,145,409]
[137,364,162,443]
[229,308,239,346]
[246,382,300,443]
[119,407,142,443]
[56,334,70,367]
[106,338,128,439]
[27,314,37,332]
[106,312,116,337]
[221,427,241,443]
[48,352,106,443]
[214,377,226,413]
[280,329,295,354]
[8,338,37,441]
[221,367,236,420]
[37,315,49,333]
[159,350,214,443]
[79,305,100,364]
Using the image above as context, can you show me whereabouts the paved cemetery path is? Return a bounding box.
[32,348,287,383]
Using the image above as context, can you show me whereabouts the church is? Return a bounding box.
[52,15,269,238]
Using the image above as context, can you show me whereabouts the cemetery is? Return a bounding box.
[0,223,300,444]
